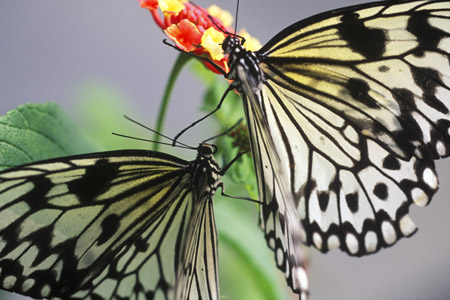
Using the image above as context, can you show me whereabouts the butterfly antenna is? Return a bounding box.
[123,115,194,149]
[203,118,243,143]
[162,40,227,76]
[234,0,240,34]
[207,15,245,44]
[111,132,193,150]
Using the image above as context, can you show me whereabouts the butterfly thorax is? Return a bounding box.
[222,36,264,92]
[189,144,222,198]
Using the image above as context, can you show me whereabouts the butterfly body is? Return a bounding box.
[0,144,221,300]
[221,0,449,294]
[225,38,263,92]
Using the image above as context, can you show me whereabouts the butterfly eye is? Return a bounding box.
[221,36,231,51]
[210,144,218,154]
[222,36,240,53]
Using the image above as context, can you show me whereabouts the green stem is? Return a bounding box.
[153,53,191,151]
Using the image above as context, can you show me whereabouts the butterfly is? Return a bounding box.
[0,142,224,300]
[175,0,450,296]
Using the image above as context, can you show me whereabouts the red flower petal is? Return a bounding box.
[139,0,158,10]
[141,0,238,74]
[165,19,202,52]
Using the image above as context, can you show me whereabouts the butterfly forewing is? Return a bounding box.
[0,147,221,300]
[260,0,450,160]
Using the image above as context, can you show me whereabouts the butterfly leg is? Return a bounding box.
[173,85,235,145]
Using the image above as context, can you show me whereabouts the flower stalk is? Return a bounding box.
[152,53,191,150]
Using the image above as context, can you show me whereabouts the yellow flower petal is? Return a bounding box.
[207,4,233,28]
[201,27,226,61]
[159,0,185,14]
[239,28,262,51]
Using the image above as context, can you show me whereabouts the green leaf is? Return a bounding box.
[0,102,97,170]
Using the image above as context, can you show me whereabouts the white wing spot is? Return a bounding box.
[312,232,323,250]
[364,231,378,253]
[41,284,51,298]
[95,278,118,299]
[22,279,35,292]
[345,233,359,255]
[0,237,5,253]
[381,221,396,245]
[117,274,135,297]
[343,125,359,144]
[299,226,307,242]
[422,167,438,190]
[32,162,71,171]
[436,140,447,157]
[268,236,275,249]
[138,255,159,292]
[3,275,17,289]
[414,148,423,159]
[411,112,432,143]
[276,247,284,266]
[53,260,64,282]
[295,267,309,291]
[399,215,417,236]
[0,170,43,178]
[411,187,429,207]
[327,235,340,249]
[298,196,306,219]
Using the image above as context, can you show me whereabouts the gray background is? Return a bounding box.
[1,1,450,299]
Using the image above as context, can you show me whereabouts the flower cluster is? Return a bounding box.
[139,0,261,73]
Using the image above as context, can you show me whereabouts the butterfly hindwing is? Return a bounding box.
[256,79,440,255]
[175,195,218,300]
[240,72,309,296]
[0,147,221,300]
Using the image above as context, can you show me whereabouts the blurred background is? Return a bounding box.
[1,1,450,299]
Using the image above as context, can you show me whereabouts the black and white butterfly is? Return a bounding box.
[177,0,450,296]
[0,142,225,300]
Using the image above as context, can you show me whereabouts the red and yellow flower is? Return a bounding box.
[139,0,261,73]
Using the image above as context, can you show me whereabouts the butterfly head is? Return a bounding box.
[222,35,244,55]
[197,143,218,157]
